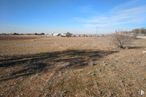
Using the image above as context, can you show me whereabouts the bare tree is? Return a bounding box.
[111,31,133,49]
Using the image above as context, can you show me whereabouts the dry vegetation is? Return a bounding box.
[111,32,134,49]
[0,35,111,56]
[0,35,146,97]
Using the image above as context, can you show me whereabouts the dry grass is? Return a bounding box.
[43,51,146,97]
[0,35,40,40]
[0,36,112,56]
[0,35,146,97]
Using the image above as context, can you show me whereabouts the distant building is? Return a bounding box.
[51,32,73,37]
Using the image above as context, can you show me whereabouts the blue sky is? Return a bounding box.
[0,0,146,34]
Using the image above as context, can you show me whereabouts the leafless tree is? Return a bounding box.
[111,31,133,49]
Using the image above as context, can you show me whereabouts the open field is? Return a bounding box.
[0,35,41,40]
[0,35,112,56]
[0,35,146,97]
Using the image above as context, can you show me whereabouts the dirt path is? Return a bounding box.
[0,50,114,97]
[0,48,146,97]
[0,61,69,97]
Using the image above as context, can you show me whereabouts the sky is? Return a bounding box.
[0,0,146,34]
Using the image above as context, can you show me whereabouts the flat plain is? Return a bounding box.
[0,35,146,97]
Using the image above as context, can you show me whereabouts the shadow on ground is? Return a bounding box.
[0,50,118,82]
[127,46,145,49]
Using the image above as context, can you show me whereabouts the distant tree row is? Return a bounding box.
[130,28,146,35]
[0,32,45,35]
[1,28,146,36]
[34,33,45,35]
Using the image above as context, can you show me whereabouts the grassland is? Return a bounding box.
[0,35,146,97]
[0,35,111,56]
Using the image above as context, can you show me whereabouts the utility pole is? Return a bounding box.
[96,26,98,36]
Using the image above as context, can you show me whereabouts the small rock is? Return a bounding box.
[138,90,144,95]
[142,51,146,54]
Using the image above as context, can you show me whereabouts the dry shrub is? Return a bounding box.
[111,32,133,49]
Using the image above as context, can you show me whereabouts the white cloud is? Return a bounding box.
[74,0,146,33]
[111,0,139,12]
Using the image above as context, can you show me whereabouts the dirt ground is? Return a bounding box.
[0,36,146,97]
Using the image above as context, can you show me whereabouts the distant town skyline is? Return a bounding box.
[0,0,146,34]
